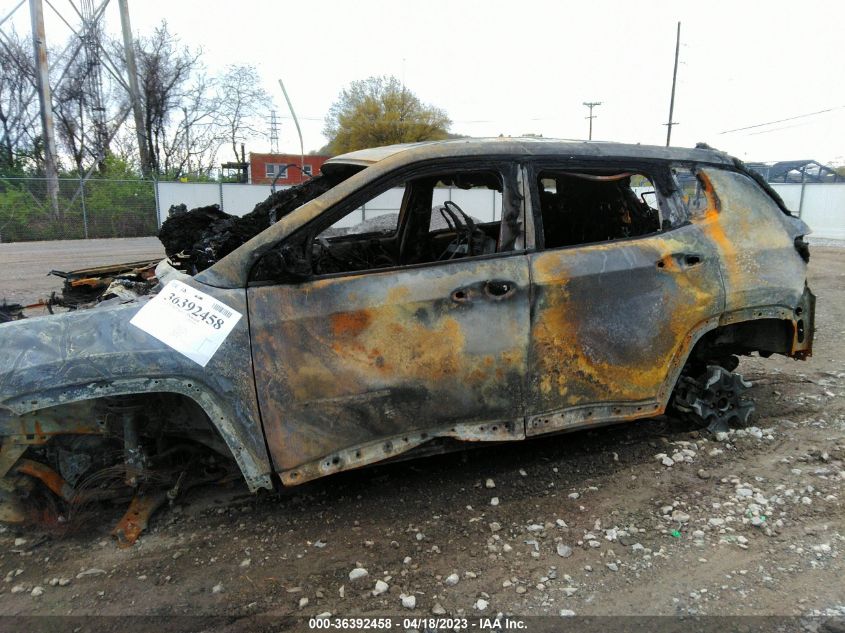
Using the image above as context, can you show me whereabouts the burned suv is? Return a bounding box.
[0,139,814,542]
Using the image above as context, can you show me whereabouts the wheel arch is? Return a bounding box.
[1,377,274,492]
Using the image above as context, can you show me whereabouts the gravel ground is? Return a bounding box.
[0,242,842,627]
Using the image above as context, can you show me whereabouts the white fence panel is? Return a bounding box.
[770,183,845,240]
[156,183,220,224]
[800,183,845,240]
[221,184,277,216]
[770,184,802,212]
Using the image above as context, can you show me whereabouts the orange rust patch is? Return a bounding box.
[330,310,371,337]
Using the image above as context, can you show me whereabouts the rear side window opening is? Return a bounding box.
[534,169,663,250]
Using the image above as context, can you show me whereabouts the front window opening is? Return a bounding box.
[310,171,505,276]
[537,170,662,249]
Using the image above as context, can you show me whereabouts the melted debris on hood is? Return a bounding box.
[158,175,338,275]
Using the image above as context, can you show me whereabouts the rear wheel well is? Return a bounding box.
[687,318,793,372]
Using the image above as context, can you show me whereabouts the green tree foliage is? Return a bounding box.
[323,76,451,155]
[0,155,156,242]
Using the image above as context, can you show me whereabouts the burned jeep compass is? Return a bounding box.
[0,139,815,542]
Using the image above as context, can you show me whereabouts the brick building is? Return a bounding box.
[249,153,330,185]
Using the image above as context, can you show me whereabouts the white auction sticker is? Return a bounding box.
[130,279,243,367]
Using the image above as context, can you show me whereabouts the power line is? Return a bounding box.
[719,106,844,134]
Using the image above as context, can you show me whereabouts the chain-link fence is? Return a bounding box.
[0,177,159,242]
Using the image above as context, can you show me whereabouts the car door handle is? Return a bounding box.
[484,280,516,298]
[658,253,704,271]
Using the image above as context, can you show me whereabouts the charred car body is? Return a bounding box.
[0,139,815,540]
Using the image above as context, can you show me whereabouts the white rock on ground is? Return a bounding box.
[445,573,460,586]
[556,543,573,558]
[475,598,489,610]
[401,594,416,609]
[349,567,369,581]
[372,580,389,596]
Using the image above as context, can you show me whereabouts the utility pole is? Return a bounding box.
[665,21,681,147]
[278,79,304,183]
[29,0,60,221]
[118,0,150,175]
[583,101,601,140]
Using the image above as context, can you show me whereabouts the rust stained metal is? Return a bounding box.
[526,224,725,432]
[14,459,76,501]
[0,286,274,491]
[111,490,168,548]
[696,169,809,315]
[250,254,531,472]
[280,418,523,485]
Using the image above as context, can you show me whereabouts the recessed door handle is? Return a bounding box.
[658,253,704,270]
[485,280,516,298]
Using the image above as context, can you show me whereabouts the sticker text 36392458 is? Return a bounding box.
[130,279,242,367]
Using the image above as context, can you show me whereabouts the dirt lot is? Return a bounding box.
[0,240,843,628]
[0,237,163,306]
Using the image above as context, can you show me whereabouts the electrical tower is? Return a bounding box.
[583,101,602,140]
[0,0,148,222]
[269,110,280,154]
[81,0,108,170]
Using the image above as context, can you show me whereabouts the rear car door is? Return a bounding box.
[525,162,726,434]
[248,162,532,484]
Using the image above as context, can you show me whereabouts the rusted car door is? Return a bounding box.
[249,183,531,484]
[525,165,726,435]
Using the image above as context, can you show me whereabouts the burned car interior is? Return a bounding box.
[536,170,662,248]
[253,168,517,281]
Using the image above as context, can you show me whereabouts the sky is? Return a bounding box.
[8,0,845,164]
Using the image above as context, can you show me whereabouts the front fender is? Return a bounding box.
[0,286,273,491]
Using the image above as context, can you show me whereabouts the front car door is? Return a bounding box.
[248,162,532,484]
[524,160,726,434]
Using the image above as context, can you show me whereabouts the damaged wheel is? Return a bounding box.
[671,364,755,435]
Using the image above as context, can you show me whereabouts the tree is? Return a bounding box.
[0,30,38,174]
[130,22,218,178]
[215,65,271,163]
[323,76,451,154]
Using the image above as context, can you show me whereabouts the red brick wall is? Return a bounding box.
[249,153,329,185]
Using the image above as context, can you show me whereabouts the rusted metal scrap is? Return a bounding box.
[49,260,159,308]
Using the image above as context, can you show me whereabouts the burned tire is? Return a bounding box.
[671,364,755,434]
